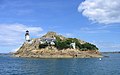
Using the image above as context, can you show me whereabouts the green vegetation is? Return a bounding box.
[55,36,61,41]
[55,38,98,50]
[55,40,70,50]
[39,37,98,51]
[81,43,98,50]
[39,43,48,49]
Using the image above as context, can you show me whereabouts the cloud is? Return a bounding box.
[80,27,110,33]
[0,23,43,47]
[11,47,20,53]
[78,0,120,24]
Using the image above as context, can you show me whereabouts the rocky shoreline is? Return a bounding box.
[14,49,103,58]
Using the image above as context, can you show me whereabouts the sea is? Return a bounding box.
[0,53,120,75]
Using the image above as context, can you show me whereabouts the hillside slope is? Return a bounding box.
[14,31,102,58]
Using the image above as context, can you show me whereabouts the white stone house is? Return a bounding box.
[70,42,76,49]
[40,38,56,45]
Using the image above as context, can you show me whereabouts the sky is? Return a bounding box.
[0,0,120,53]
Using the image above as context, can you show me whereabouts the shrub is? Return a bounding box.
[81,43,98,50]
[39,43,48,49]
[55,40,70,50]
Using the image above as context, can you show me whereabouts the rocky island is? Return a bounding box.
[14,31,102,58]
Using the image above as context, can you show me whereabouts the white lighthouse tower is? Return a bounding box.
[25,30,30,42]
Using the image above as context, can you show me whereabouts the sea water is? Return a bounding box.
[0,53,120,75]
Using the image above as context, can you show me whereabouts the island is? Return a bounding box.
[14,31,103,58]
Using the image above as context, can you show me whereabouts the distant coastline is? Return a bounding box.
[102,51,120,54]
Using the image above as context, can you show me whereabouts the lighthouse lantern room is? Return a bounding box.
[25,30,30,42]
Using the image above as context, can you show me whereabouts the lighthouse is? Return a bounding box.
[25,30,30,42]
